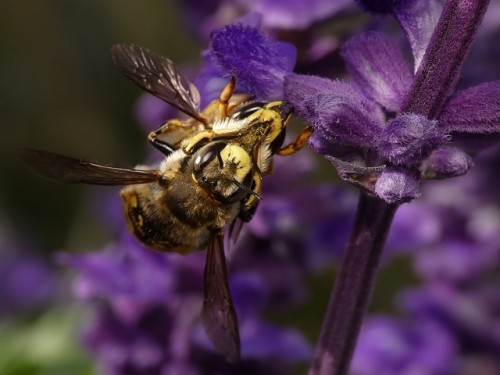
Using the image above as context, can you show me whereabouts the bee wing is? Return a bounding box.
[201,229,241,363]
[19,149,161,186]
[111,44,205,123]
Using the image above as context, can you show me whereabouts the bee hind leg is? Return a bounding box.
[277,126,313,156]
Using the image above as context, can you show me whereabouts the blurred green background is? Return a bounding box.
[0,2,201,374]
[1,1,201,253]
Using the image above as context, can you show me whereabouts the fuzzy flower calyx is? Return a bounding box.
[286,0,497,204]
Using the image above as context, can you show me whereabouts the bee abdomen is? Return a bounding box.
[121,186,209,254]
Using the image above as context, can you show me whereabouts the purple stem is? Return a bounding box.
[308,194,397,375]
[403,0,490,119]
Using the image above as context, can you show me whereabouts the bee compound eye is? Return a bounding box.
[231,102,266,120]
[193,141,227,173]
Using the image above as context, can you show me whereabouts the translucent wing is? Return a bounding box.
[111,44,205,123]
[19,149,161,186]
[201,229,241,363]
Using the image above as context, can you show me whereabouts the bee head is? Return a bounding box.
[231,100,293,154]
[191,141,254,204]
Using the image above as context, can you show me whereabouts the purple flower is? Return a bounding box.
[60,233,311,374]
[0,234,56,316]
[178,0,354,40]
[351,316,457,375]
[288,19,499,203]
[208,1,498,204]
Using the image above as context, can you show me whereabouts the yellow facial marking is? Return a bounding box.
[220,144,252,182]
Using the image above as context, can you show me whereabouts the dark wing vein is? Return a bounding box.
[201,229,241,363]
[111,44,205,122]
[19,149,160,186]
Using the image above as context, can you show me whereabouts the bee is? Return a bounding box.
[20,44,312,362]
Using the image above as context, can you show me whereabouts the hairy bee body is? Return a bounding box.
[121,150,240,254]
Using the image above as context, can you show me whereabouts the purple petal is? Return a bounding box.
[351,316,457,375]
[394,0,442,71]
[375,167,421,203]
[378,113,448,166]
[285,74,384,151]
[341,31,413,112]
[387,202,442,252]
[439,81,500,135]
[420,146,473,179]
[400,286,500,353]
[229,272,269,317]
[209,24,296,99]
[414,241,489,282]
[253,0,353,30]
[240,319,312,360]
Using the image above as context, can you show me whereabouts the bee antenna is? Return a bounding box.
[232,178,261,200]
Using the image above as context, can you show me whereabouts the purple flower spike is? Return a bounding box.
[439,80,500,135]
[209,24,296,100]
[420,146,473,179]
[341,31,413,112]
[375,167,421,204]
[378,113,448,166]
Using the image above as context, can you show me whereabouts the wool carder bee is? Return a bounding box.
[20,44,312,362]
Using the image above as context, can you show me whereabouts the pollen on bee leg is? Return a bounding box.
[122,191,138,208]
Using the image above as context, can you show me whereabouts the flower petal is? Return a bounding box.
[378,113,448,166]
[394,0,442,71]
[420,146,473,179]
[341,31,413,112]
[253,0,353,30]
[375,167,421,203]
[285,74,384,151]
[209,24,296,99]
[439,80,500,135]
[240,319,312,360]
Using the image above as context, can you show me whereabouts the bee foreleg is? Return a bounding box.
[218,76,236,119]
[277,126,314,156]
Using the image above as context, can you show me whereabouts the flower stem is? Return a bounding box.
[308,193,397,375]
[403,0,490,119]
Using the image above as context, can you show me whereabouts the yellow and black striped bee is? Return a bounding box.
[20,44,312,362]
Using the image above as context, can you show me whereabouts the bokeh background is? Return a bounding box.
[1,2,203,374]
[1,1,202,251]
[2,1,500,375]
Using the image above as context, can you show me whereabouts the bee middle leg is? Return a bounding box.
[277,126,314,156]
[148,119,192,156]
